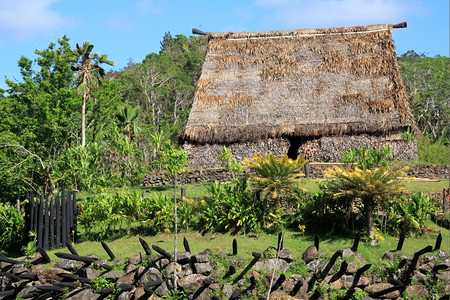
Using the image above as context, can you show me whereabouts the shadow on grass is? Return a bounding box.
[292,233,354,243]
[144,186,172,192]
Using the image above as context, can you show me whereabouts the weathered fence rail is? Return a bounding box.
[25,188,77,250]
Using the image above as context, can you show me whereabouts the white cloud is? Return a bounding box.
[0,0,70,43]
[255,0,426,29]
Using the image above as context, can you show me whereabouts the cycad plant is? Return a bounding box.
[324,166,407,242]
[242,153,307,205]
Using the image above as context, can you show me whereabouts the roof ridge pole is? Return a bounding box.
[192,28,208,35]
[393,22,407,28]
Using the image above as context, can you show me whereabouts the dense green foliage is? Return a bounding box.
[0,202,25,250]
[398,51,450,144]
[201,178,284,234]
[386,192,438,236]
[341,145,393,169]
[218,146,243,177]
[77,176,285,239]
[417,137,450,164]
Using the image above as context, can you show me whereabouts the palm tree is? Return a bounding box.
[324,166,407,243]
[72,42,114,148]
[149,130,165,171]
[242,153,307,205]
[116,105,140,141]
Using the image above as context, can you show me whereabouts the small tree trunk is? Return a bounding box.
[173,174,178,292]
[365,199,376,244]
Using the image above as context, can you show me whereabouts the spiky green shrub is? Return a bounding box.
[242,153,307,205]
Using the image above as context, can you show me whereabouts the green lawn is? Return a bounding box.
[46,220,449,267]
[403,178,449,193]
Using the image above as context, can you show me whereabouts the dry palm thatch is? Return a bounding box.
[183,24,415,144]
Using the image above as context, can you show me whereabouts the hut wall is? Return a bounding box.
[183,138,290,169]
[299,134,418,162]
[184,134,417,168]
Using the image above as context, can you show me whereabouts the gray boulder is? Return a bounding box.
[254,258,291,273]
[136,267,163,287]
[178,274,208,294]
[278,249,294,263]
[303,245,318,263]
[194,262,213,275]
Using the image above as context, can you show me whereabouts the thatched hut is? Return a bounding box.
[182,24,417,168]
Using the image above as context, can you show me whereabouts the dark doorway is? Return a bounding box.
[287,137,303,159]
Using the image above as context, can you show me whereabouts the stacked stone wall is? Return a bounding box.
[1,235,448,299]
[143,164,448,187]
[183,138,290,169]
[184,134,418,169]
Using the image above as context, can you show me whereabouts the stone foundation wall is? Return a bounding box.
[183,138,290,169]
[143,168,239,186]
[143,164,449,186]
[305,163,449,179]
[407,164,450,179]
[184,134,418,169]
[301,134,418,162]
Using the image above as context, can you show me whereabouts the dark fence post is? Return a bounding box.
[33,195,38,236]
[37,195,44,249]
[43,196,49,250]
[62,188,67,248]
[304,162,310,178]
[66,190,71,245]
[68,191,74,243]
[72,190,77,243]
[49,197,55,250]
[56,194,61,249]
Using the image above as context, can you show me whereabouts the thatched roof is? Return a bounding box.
[183,24,415,144]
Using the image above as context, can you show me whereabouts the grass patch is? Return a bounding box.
[403,178,449,193]
[46,221,449,266]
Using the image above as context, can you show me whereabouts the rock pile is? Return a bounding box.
[143,168,238,187]
[0,236,448,299]
[143,164,449,187]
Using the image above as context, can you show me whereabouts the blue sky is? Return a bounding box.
[0,0,448,89]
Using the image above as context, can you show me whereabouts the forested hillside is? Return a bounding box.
[397,50,449,143]
[0,34,448,201]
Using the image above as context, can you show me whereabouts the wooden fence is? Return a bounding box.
[25,188,77,250]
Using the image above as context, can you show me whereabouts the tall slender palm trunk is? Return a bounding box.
[81,95,87,148]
